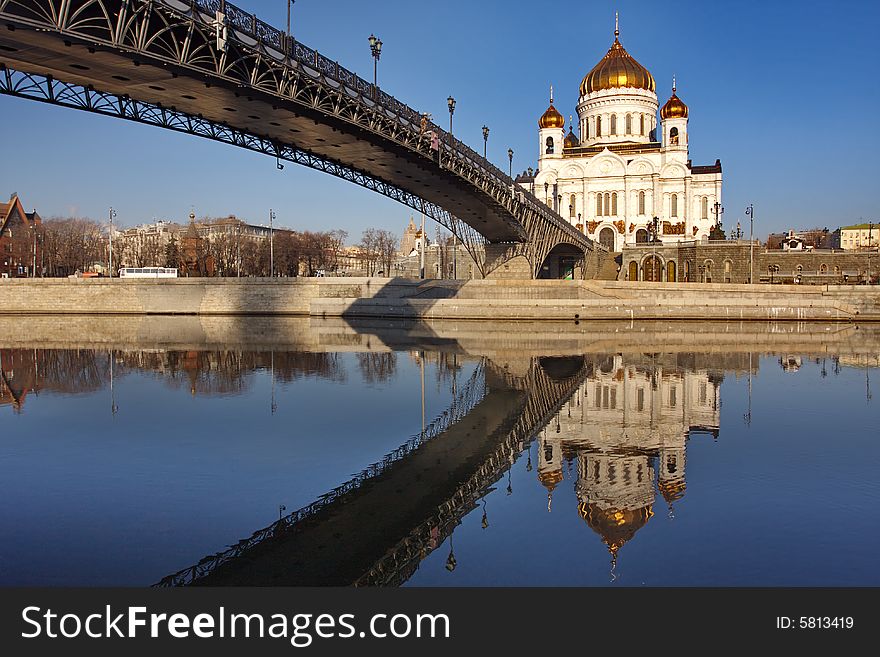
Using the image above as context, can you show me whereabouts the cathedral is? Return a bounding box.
[517,18,723,254]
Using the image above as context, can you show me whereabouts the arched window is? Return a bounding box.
[639,114,645,136]
[596,194,603,216]
[636,228,648,243]
[545,136,554,154]
[596,116,602,136]
[638,191,646,215]
[667,261,677,282]
[628,261,639,281]
[670,127,679,145]
[625,114,632,135]
[671,193,678,218]
[584,120,589,139]
[604,193,611,216]
[610,114,617,135]
[701,197,708,220]
[569,194,577,218]
[724,260,732,283]
[611,192,618,216]
[684,260,690,282]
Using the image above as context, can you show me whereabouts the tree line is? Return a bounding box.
[35,215,400,277]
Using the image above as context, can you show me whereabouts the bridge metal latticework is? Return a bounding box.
[0,0,602,278]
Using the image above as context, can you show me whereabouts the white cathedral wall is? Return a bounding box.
[576,87,658,146]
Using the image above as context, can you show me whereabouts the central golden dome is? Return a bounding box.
[580,33,656,96]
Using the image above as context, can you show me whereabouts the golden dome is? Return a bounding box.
[539,102,565,129]
[578,502,654,553]
[580,32,655,96]
[661,84,688,119]
[538,469,564,492]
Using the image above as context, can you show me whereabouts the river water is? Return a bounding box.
[1,317,877,586]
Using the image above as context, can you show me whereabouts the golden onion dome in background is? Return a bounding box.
[660,86,689,119]
[538,469,564,492]
[539,102,565,129]
[580,29,655,96]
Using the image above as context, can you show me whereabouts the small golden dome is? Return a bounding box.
[661,84,689,119]
[580,33,655,96]
[658,478,687,503]
[539,103,565,129]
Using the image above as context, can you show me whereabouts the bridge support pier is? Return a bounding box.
[482,243,602,280]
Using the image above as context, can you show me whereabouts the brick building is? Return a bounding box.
[0,193,43,278]
[621,240,878,284]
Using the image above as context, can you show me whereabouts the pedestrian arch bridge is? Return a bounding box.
[0,0,604,278]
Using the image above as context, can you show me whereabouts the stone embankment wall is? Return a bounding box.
[1,278,878,321]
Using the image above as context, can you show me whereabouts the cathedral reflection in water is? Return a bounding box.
[536,354,723,566]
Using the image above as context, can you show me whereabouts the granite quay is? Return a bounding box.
[1,278,878,322]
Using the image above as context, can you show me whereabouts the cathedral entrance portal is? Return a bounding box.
[599,227,616,251]
[643,255,662,282]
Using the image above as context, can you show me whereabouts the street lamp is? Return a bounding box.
[108,207,117,278]
[650,215,660,282]
[368,34,382,96]
[269,208,275,278]
[745,204,755,284]
[30,223,37,278]
[447,96,456,163]
[481,125,489,159]
[508,148,514,194]
[286,0,295,41]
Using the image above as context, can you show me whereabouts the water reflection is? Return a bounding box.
[537,354,726,574]
[1,319,878,587]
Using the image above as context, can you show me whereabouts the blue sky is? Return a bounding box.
[1,0,878,242]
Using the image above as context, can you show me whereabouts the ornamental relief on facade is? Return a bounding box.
[663,221,686,235]
[613,220,626,233]
[587,221,600,233]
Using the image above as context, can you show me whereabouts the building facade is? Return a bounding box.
[0,193,43,278]
[620,240,878,284]
[840,224,878,251]
[518,21,722,253]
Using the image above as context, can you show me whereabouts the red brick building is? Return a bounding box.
[0,194,43,277]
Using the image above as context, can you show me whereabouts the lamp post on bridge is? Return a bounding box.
[368,34,382,97]
[447,96,456,280]
[447,96,456,166]
[482,125,489,159]
[286,0,295,42]
[508,148,514,195]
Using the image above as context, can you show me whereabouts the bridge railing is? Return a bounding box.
[184,0,586,244]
